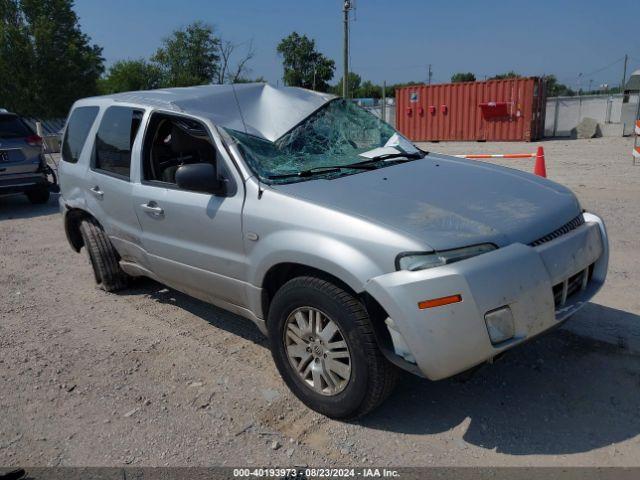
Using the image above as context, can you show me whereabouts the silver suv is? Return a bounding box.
[59,84,608,418]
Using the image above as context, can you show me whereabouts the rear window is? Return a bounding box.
[93,106,144,179]
[62,106,99,164]
[0,114,33,139]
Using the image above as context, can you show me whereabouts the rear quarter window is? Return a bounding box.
[0,114,33,139]
[93,106,143,179]
[61,106,100,164]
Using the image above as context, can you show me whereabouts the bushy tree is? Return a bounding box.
[0,0,104,117]
[358,80,382,99]
[332,72,362,96]
[451,72,476,83]
[490,71,521,80]
[152,21,221,87]
[0,0,33,113]
[234,76,266,84]
[98,59,163,94]
[277,32,335,91]
[545,75,575,97]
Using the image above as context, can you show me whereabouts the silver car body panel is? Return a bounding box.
[271,155,582,251]
[59,85,610,378]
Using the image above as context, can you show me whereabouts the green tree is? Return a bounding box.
[451,72,476,83]
[545,75,575,97]
[234,76,266,84]
[98,59,162,94]
[357,80,382,99]
[0,0,34,114]
[276,32,335,91]
[490,71,521,80]
[0,0,104,117]
[152,21,221,87]
[332,72,362,96]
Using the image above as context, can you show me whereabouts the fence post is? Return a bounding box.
[382,81,386,123]
[552,97,560,137]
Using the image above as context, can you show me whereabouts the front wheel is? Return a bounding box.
[267,276,398,419]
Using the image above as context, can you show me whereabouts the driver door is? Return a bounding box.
[132,112,247,310]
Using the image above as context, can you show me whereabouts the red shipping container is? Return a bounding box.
[395,77,547,142]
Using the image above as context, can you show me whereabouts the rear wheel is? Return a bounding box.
[79,218,129,292]
[267,276,398,419]
[26,188,50,204]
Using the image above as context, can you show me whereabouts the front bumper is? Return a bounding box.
[366,212,608,380]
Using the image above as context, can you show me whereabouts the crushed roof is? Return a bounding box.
[104,83,336,142]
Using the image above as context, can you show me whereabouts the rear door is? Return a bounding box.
[86,106,145,264]
[0,114,41,175]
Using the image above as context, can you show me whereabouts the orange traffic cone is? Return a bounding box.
[534,146,547,178]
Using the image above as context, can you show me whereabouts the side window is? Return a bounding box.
[94,106,143,179]
[142,113,218,187]
[61,106,99,164]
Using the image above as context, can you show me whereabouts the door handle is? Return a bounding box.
[140,201,164,216]
[88,186,104,199]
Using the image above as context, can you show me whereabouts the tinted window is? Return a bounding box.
[0,114,33,139]
[61,106,99,164]
[94,106,143,179]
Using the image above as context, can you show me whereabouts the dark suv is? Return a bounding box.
[0,110,51,203]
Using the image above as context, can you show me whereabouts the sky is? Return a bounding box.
[74,0,640,90]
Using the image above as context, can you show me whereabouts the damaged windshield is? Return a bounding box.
[225,99,420,183]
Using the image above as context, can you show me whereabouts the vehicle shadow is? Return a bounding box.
[121,277,268,348]
[361,304,640,455]
[0,193,59,220]
[114,279,640,456]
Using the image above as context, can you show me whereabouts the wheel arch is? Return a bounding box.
[260,262,396,363]
[64,207,97,252]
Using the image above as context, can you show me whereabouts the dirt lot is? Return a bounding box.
[1,137,639,467]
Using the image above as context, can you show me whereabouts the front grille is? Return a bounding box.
[529,214,585,247]
[553,263,594,309]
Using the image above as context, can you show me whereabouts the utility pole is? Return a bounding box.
[342,0,352,98]
[622,53,628,91]
[428,64,432,85]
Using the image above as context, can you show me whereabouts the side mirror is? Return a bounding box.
[175,163,225,195]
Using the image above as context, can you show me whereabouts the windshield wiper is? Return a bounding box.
[266,163,377,179]
[360,150,426,163]
[266,151,427,180]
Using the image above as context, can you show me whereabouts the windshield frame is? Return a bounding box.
[224,98,418,185]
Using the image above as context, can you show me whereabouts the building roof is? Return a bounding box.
[106,83,336,142]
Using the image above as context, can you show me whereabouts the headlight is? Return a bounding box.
[396,244,497,271]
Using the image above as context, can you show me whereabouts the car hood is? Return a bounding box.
[270,154,582,251]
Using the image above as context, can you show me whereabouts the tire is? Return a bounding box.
[267,276,398,419]
[79,217,129,292]
[26,188,50,204]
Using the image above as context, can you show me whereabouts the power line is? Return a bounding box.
[581,56,625,79]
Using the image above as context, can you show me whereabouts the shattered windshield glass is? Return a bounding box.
[225,99,417,183]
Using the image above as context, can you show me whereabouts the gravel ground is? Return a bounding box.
[1,137,639,467]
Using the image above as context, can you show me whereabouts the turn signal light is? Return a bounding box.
[418,294,462,310]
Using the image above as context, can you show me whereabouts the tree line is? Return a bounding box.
[0,0,603,118]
